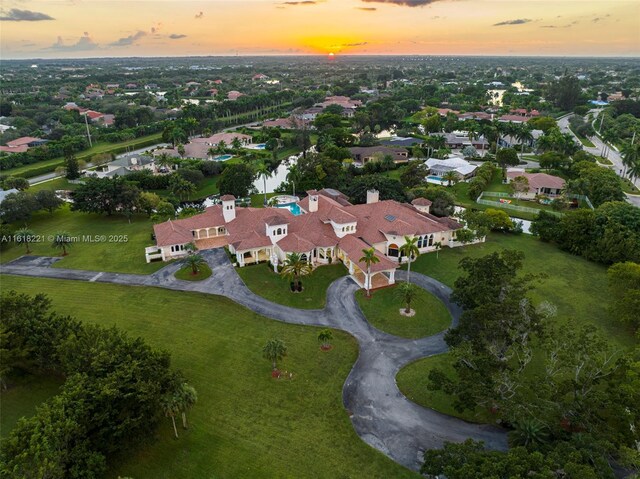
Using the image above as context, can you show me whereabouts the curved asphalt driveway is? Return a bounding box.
[1,249,507,472]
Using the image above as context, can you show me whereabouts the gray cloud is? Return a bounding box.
[341,42,368,47]
[493,18,532,26]
[361,0,443,6]
[357,7,377,10]
[195,11,204,18]
[169,33,187,39]
[48,33,99,52]
[281,1,317,4]
[0,8,54,21]
[109,31,146,47]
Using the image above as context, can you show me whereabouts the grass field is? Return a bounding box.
[0,276,417,479]
[355,285,451,339]
[0,204,164,274]
[237,262,347,309]
[0,373,64,436]
[396,233,636,422]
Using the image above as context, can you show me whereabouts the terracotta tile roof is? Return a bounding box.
[6,136,43,147]
[220,195,236,201]
[153,220,193,247]
[276,233,316,253]
[327,206,356,224]
[506,171,565,192]
[338,235,397,273]
[265,215,289,226]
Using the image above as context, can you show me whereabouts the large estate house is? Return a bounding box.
[146,189,471,290]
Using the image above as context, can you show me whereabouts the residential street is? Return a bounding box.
[557,112,640,207]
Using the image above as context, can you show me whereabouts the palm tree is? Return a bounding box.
[601,130,618,158]
[280,252,312,291]
[286,164,302,197]
[51,231,72,256]
[621,142,640,179]
[510,418,549,447]
[434,241,442,259]
[394,282,420,315]
[442,171,459,187]
[255,161,271,206]
[177,144,186,159]
[359,248,380,297]
[400,236,420,283]
[318,329,333,349]
[157,153,173,170]
[14,227,35,254]
[176,383,198,429]
[516,124,534,159]
[231,137,242,153]
[263,339,287,370]
[207,147,217,160]
[184,253,206,275]
[161,392,181,439]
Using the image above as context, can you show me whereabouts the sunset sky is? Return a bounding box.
[1,0,638,59]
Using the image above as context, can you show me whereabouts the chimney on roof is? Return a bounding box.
[366,189,379,204]
[307,190,319,213]
[221,196,236,222]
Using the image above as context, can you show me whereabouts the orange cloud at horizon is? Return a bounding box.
[0,0,638,58]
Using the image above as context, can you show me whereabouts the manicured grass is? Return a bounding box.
[175,263,212,281]
[0,276,418,479]
[569,127,596,147]
[451,182,538,221]
[396,353,494,424]
[250,192,277,207]
[621,177,640,194]
[237,262,348,309]
[0,204,164,274]
[0,373,64,440]
[29,177,82,193]
[396,233,636,422]
[355,285,451,339]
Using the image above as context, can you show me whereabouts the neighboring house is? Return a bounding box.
[439,132,489,150]
[146,188,473,291]
[299,107,324,121]
[497,114,531,124]
[349,146,409,164]
[227,91,244,101]
[380,137,424,148]
[0,124,15,134]
[262,117,311,130]
[457,111,492,121]
[426,156,478,179]
[506,169,565,199]
[499,129,544,148]
[156,132,253,160]
[0,188,19,205]
[0,137,48,154]
[88,154,155,179]
[252,74,269,81]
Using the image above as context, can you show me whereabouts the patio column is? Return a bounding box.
[236,252,244,267]
[348,261,354,275]
[389,270,395,285]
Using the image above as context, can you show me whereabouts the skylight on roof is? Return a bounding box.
[384,215,396,222]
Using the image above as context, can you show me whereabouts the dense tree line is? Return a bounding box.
[0,291,194,478]
[425,251,639,478]
[531,201,640,264]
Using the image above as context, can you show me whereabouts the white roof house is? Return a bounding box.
[425,156,478,178]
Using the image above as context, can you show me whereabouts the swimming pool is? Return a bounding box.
[251,143,267,150]
[427,175,443,181]
[275,202,302,216]
[213,154,233,161]
[426,175,447,186]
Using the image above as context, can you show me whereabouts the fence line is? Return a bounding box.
[476,193,564,216]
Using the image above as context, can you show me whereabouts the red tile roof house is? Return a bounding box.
[155,132,253,160]
[506,169,566,199]
[0,136,47,154]
[349,146,410,165]
[146,188,477,290]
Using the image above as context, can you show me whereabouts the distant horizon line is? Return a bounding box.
[4,52,639,62]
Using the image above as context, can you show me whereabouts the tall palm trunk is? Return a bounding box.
[406,256,412,283]
[171,415,179,438]
[263,176,267,206]
[182,412,189,429]
[366,267,371,297]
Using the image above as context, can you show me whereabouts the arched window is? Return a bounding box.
[388,243,399,257]
[300,253,308,262]
[276,228,282,235]
[428,234,434,247]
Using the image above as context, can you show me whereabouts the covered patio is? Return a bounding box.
[352,269,395,290]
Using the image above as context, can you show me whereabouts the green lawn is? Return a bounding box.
[355,285,451,339]
[396,233,636,422]
[569,127,596,148]
[175,263,212,281]
[237,262,348,309]
[0,276,417,479]
[29,177,83,193]
[450,182,539,221]
[0,373,64,439]
[0,204,164,274]
[621,177,640,194]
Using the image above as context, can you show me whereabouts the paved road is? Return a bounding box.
[558,113,640,207]
[1,249,507,472]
